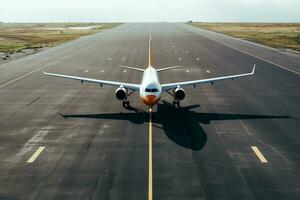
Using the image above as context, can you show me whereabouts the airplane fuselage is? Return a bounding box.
[139,66,162,106]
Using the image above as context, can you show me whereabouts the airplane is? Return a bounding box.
[44,64,255,108]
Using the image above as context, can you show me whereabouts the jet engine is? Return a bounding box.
[174,87,185,100]
[115,86,127,100]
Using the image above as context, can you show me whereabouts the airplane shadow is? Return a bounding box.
[61,101,291,151]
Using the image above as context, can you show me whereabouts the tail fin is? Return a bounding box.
[156,65,182,72]
[121,65,145,72]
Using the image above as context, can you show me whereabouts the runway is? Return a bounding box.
[0,23,299,200]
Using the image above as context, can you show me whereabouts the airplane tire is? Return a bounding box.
[123,100,130,107]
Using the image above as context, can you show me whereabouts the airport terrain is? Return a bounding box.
[0,23,121,63]
[189,22,300,53]
[0,23,299,200]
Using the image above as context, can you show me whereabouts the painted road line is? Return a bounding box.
[198,33,300,75]
[27,146,45,163]
[148,108,153,200]
[0,43,94,88]
[224,42,300,76]
[251,146,268,163]
[148,25,153,200]
[0,65,49,88]
[0,45,92,89]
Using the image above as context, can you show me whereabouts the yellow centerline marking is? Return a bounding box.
[148,24,152,66]
[27,146,45,163]
[148,108,153,200]
[251,146,268,163]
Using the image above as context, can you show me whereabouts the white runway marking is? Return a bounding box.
[251,146,268,163]
[0,65,49,88]
[199,34,300,75]
[27,147,45,163]
[0,45,92,89]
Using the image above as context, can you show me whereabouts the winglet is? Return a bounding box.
[251,64,256,75]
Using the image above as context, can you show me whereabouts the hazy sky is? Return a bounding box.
[1,0,299,22]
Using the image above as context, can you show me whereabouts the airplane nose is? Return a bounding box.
[142,95,160,106]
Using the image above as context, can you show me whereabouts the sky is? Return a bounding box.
[0,0,299,22]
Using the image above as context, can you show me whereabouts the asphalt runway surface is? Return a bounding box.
[0,23,299,200]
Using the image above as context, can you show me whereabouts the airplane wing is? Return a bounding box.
[44,72,140,90]
[161,65,255,91]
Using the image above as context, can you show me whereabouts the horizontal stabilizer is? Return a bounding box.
[156,65,182,72]
[121,65,145,72]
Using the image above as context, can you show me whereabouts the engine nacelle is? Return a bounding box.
[115,87,127,100]
[174,87,185,101]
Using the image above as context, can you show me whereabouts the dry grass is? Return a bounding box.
[188,22,300,52]
[0,23,121,52]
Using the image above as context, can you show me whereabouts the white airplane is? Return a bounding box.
[44,64,255,108]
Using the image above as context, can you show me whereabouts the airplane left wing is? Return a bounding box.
[161,65,255,91]
[44,72,140,90]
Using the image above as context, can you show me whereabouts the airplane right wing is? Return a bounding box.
[161,65,255,91]
[44,72,140,90]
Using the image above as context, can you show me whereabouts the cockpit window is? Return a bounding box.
[145,88,158,93]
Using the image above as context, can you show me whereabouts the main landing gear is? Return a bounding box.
[172,100,181,108]
[122,99,130,107]
[122,90,135,108]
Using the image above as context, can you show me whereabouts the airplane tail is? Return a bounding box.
[121,65,182,72]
